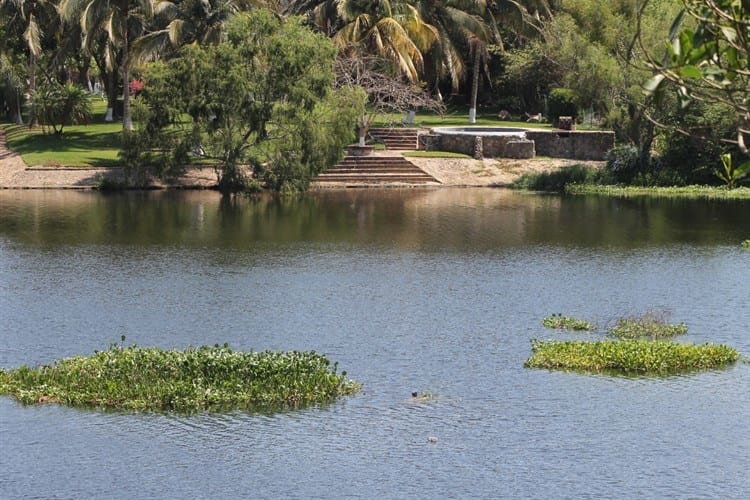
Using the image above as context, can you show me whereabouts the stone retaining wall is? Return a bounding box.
[524,130,614,161]
[419,129,614,160]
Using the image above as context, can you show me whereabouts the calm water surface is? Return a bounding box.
[1,189,749,499]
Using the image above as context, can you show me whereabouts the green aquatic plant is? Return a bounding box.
[565,184,750,199]
[608,311,687,339]
[542,314,596,331]
[0,344,359,412]
[524,339,739,375]
[742,240,750,248]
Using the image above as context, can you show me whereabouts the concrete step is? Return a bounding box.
[368,128,420,150]
[315,178,437,184]
[313,153,438,185]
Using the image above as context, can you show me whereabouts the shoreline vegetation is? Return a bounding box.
[0,344,360,413]
[566,184,750,199]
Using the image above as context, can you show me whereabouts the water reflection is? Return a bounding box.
[1,188,748,250]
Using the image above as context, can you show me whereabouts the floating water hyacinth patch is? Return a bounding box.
[524,339,739,375]
[542,314,596,331]
[608,311,687,339]
[0,344,360,413]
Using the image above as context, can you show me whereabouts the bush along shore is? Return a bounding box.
[527,312,740,375]
[0,344,360,412]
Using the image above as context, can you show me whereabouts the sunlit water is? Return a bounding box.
[1,189,749,498]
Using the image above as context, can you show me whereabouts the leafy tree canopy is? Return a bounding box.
[127,9,365,192]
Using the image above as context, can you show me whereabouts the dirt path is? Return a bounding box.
[1,131,602,189]
[407,155,604,187]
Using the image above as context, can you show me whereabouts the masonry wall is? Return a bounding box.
[524,131,614,161]
[420,130,615,161]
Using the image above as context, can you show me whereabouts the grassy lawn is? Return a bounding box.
[1,101,122,167]
[371,109,555,129]
[402,150,471,158]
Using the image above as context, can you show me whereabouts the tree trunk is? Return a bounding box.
[12,90,24,125]
[469,49,480,124]
[28,52,38,127]
[121,13,133,132]
[358,114,370,147]
[105,69,116,122]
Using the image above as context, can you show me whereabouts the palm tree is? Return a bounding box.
[322,0,437,84]
[61,0,154,131]
[0,0,57,125]
[131,0,261,64]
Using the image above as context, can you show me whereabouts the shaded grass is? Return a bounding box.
[2,101,122,167]
[566,184,750,199]
[0,344,360,413]
[402,150,471,158]
[524,339,739,375]
[370,109,554,129]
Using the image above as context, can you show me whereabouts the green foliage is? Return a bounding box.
[608,311,687,339]
[656,100,738,185]
[128,10,363,193]
[30,82,92,136]
[524,339,739,375]
[542,314,596,331]
[605,144,641,183]
[547,88,579,124]
[716,153,750,189]
[512,164,597,192]
[0,344,360,412]
[742,240,750,248]
[566,184,750,199]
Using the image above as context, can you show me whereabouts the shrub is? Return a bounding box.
[513,164,597,192]
[605,144,641,183]
[656,100,738,185]
[30,82,92,136]
[0,344,360,412]
[524,339,739,375]
[547,88,579,125]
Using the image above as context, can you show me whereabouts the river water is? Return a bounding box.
[1,189,748,499]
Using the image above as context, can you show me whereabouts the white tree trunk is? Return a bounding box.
[121,14,133,132]
[469,48,480,124]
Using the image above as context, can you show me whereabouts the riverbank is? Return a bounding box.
[1,131,603,189]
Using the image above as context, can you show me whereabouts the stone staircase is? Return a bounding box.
[368,128,420,150]
[313,155,439,187]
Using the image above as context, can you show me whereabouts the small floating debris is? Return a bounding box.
[409,391,437,402]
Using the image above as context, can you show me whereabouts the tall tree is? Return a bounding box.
[62,0,154,131]
[0,0,57,125]
[131,0,261,63]
[342,0,437,83]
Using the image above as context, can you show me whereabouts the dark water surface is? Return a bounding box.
[1,189,749,499]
